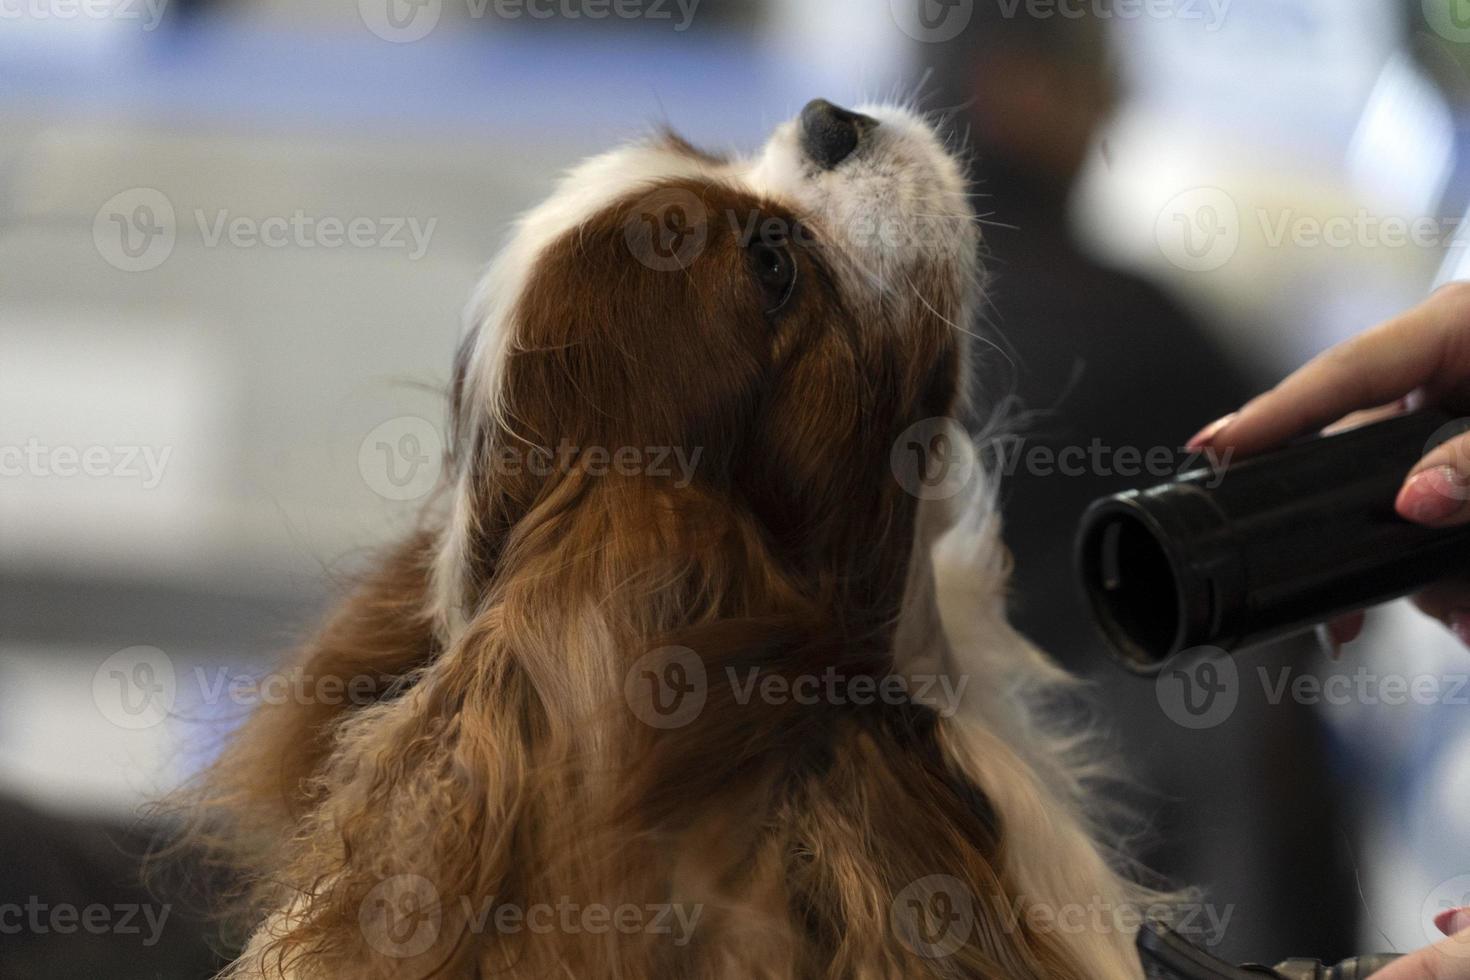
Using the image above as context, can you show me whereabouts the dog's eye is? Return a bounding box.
[747,239,797,314]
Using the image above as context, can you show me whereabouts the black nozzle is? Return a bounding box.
[1076,411,1470,673]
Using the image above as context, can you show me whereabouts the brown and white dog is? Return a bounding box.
[199,100,1155,979]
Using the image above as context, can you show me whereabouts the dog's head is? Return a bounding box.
[435,100,980,633]
[209,104,1155,980]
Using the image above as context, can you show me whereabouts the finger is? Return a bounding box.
[1331,612,1366,647]
[1193,286,1470,457]
[1396,432,1470,527]
[1411,580,1470,645]
[1317,613,1366,659]
[1325,401,1418,436]
[1368,928,1470,979]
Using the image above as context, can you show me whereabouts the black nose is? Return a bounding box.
[799,99,877,170]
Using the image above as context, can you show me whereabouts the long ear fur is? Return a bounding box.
[215,459,1150,980]
[176,530,442,921]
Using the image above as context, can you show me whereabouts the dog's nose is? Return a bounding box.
[799,99,877,170]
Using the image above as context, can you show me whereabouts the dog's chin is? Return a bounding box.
[747,104,981,320]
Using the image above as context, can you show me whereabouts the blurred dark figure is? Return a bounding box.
[926,4,1360,965]
[0,795,227,980]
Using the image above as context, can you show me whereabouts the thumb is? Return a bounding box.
[1397,431,1470,527]
[1369,910,1470,979]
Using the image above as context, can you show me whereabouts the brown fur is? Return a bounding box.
[191,176,1122,979]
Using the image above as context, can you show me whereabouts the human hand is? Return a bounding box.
[1187,284,1470,649]
[1368,906,1470,979]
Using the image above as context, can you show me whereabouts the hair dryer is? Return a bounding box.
[1075,411,1470,673]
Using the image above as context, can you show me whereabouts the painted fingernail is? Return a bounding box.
[1328,618,1358,650]
[1396,466,1470,524]
[1187,413,1238,451]
[1451,612,1470,648]
[1436,907,1470,936]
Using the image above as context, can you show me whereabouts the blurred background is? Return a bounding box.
[4,0,1470,975]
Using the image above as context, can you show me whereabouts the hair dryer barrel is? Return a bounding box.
[1075,411,1470,673]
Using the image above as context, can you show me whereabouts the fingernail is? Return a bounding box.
[1327,618,1358,651]
[1187,413,1238,451]
[1315,623,1341,660]
[1396,466,1469,524]
[1436,907,1470,936]
[1451,612,1470,648]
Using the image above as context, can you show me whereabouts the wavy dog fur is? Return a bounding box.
[190,104,1157,979]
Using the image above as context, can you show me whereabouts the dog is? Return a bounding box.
[196,99,1156,979]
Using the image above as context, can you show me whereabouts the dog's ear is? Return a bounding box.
[191,530,441,858]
